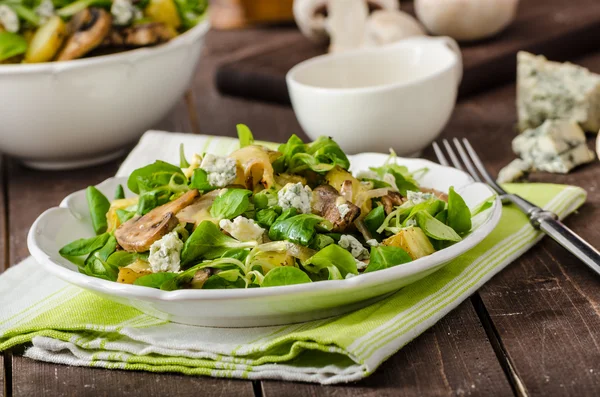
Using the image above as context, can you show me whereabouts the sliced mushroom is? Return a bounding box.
[102,23,176,47]
[190,268,211,289]
[381,191,405,215]
[115,189,199,252]
[176,189,224,227]
[420,187,448,202]
[57,8,111,61]
[313,184,361,232]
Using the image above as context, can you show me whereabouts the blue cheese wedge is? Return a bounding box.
[497,159,531,183]
[517,51,600,133]
[512,120,594,174]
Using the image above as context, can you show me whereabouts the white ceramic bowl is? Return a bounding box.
[28,153,500,327]
[0,20,210,170]
[287,36,462,156]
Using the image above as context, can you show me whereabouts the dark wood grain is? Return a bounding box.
[12,356,254,397]
[430,52,600,396]
[262,302,512,396]
[215,0,600,104]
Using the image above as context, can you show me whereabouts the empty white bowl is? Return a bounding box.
[0,20,210,170]
[286,36,462,156]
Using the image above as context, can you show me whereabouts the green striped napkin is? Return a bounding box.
[0,132,587,384]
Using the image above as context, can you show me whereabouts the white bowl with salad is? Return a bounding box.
[0,0,208,169]
[28,126,501,327]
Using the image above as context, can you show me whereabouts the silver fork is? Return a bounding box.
[433,138,600,276]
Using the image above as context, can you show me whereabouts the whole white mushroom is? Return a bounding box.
[364,9,426,48]
[293,0,401,52]
[415,0,519,42]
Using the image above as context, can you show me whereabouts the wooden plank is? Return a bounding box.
[12,356,253,397]
[215,0,600,104]
[434,52,600,395]
[262,302,512,396]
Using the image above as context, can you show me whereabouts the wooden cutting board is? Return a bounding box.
[215,0,600,104]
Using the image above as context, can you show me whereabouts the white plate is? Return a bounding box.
[28,153,501,327]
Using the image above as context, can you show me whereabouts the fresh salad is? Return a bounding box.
[59,126,492,290]
[0,0,207,63]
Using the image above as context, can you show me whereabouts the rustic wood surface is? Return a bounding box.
[215,0,600,104]
[1,25,600,397]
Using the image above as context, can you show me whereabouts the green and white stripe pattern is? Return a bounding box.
[0,132,588,384]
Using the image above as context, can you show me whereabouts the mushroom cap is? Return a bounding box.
[364,10,426,47]
[57,8,112,61]
[293,0,399,43]
[103,22,177,47]
[115,189,199,252]
[415,0,519,41]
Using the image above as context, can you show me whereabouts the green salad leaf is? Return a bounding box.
[365,246,412,273]
[262,266,311,287]
[364,205,385,235]
[189,168,215,192]
[268,214,324,246]
[174,0,208,29]
[415,211,462,242]
[127,160,185,194]
[303,244,358,278]
[86,186,110,235]
[181,221,257,264]
[237,124,254,148]
[273,135,350,174]
[134,272,178,289]
[106,251,144,268]
[114,184,125,200]
[179,143,190,168]
[203,269,245,289]
[255,208,280,229]
[471,195,496,217]
[0,32,27,62]
[116,209,135,224]
[447,187,472,234]
[59,233,111,258]
[210,189,252,220]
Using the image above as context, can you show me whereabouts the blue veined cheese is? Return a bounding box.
[497,159,531,184]
[200,154,238,188]
[407,191,433,204]
[111,0,142,26]
[35,0,54,24]
[277,182,312,214]
[512,120,595,174]
[339,234,369,260]
[219,216,265,242]
[517,51,600,133]
[148,232,184,273]
[0,5,19,33]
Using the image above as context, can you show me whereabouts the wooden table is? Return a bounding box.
[2,28,600,397]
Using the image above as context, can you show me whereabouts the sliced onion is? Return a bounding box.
[256,241,316,262]
[354,188,392,209]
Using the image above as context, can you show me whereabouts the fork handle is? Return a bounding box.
[505,194,600,276]
[537,215,600,276]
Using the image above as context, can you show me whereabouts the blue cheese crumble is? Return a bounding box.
[35,0,54,24]
[339,234,369,260]
[111,0,141,26]
[220,216,265,242]
[0,5,19,33]
[277,182,312,214]
[148,232,183,273]
[407,191,433,204]
[200,154,238,188]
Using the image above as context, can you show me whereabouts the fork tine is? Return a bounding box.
[461,138,507,193]
[451,138,483,183]
[432,142,450,166]
[442,139,465,171]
